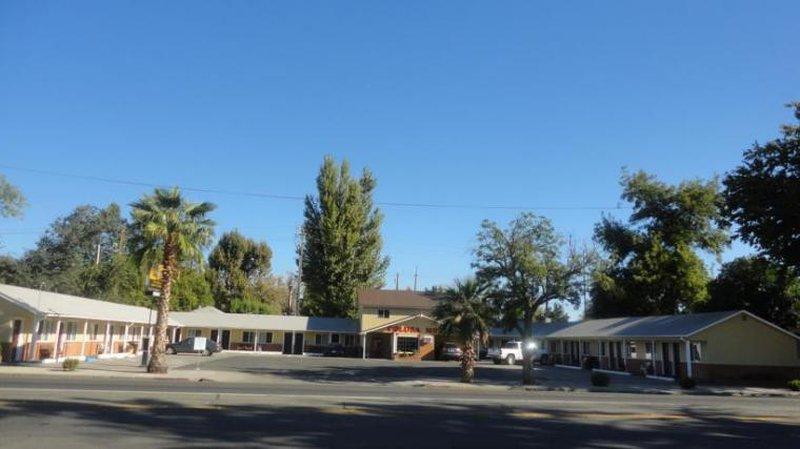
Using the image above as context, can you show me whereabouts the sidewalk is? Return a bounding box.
[2,357,798,398]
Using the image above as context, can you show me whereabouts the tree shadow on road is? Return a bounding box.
[0,397,797,448]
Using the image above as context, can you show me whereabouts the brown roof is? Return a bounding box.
[358,289,437,310]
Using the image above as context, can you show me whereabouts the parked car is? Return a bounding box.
[166,337,221,356]
[440,343,463,361]
[488,340,545,365]
[323,343,347,357]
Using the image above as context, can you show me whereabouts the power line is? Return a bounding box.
[0,163,629,212]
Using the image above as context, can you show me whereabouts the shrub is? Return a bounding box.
[591,371,610,387]
[62,358,79,371]
[788,379,800,392]
[678,377,696,389]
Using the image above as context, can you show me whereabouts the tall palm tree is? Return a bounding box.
[129,188,215,373]
[433,278,494,383]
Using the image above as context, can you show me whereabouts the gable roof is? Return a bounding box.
[0,283,173,325]
[171,307,359,333]
[546,311,742,339]
[358,289,437,310]
[490,321,574,338]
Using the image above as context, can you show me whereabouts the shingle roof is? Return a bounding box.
[0,283,173,325]
[171,307,359,333]
[546,311,741,339]
[490,321,574,338]
[358,289,437,310]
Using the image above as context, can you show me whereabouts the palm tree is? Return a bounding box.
[129,188,215,374]
[433,278,494,383]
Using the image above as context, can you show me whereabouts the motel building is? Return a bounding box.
[541,311,800,382]
[2,282,799,383]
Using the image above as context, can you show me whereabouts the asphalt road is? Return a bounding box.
[0,374,798,449]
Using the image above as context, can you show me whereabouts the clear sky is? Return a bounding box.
[1,1,798,317]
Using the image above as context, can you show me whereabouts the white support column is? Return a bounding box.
[80,321,89,357]
[170,327,177,344]
[54,320,63,361]
[123,324,129,354]
[391,332,397,356]
[684,339,693,378]
[361,333,367,359]
[254,332,259,352]
[28,316,42,361]
[104,322,111,354]
[621,339,627,371]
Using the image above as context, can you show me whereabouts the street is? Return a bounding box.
[1,373,798,449]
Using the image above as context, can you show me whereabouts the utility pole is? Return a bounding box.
[293,227,305,315]
[413,266,418,292]
[95,243,101,265]
[394,272,400,290]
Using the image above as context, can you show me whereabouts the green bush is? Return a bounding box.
[787,379,800,391]
[591,371,610,387]
[62,358,79,371]
[678,377,696,389]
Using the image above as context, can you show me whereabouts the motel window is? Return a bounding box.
[39,320,56,340]
[331,334,340,344]
[627,342,637,358]
[377,308,390,318]
[581,342,590,355]
[690,342,703,362]
[344,334,356,347]
[92,324,100,340]
[242,331,255,343]
[315,334,324,345]
[258,332,273,344]
[396,336,419,353]
[645,342,653,359]
[190,329,202,338]
[65,322,78,341]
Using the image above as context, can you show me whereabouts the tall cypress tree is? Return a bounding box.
[301,156,389,318]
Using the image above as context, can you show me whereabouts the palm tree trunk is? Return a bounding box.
[147,245,175,374]
[460,343,476,383]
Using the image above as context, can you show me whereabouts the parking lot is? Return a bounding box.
[170,352,681,391]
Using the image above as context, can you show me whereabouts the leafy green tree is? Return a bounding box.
[301,156,389,318]
[77,254,149,306]
[589,171,728,317]
[698,257,799,329]
[172,266,215,311]
[18,204,128,294]
[535,301,570,323]
[129,188,215,374]
[433,279,494,383]
[0,255,25,285]
[474,213,592,385]
[0,174,26,219]
[724,102,800,269]
[208,230,273,312]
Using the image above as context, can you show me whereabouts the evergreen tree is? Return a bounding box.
[301,156,389,318]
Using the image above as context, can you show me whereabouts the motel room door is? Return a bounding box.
[10,320,22,362]
[293,333,304,355]
[282,333,293,354]
[210,329,219,344]
[661,343,672,377]
[220,330,231,350]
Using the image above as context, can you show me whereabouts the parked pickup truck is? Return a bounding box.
[488,340,545,365]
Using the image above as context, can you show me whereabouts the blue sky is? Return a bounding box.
[1,1,798,316]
